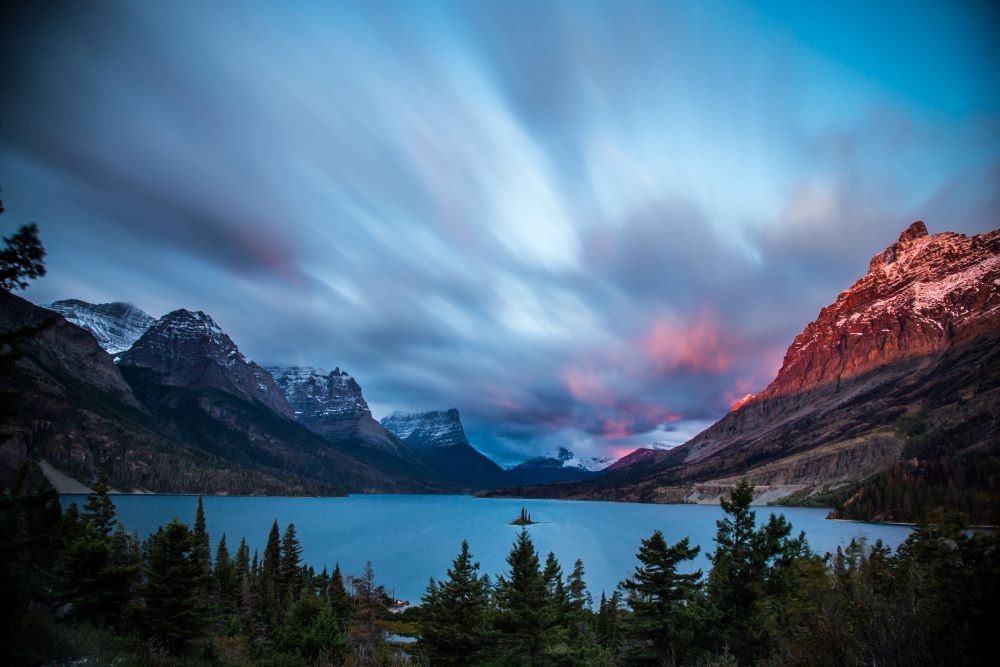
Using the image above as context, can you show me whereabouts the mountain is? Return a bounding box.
[45,299,155,355]
[0,290,339,494]
[505,447,611,485]
[380,409,507,488]
[120,310,294,419]
[1,294,447,495]
[266,366,443,480]
[489,223,1000,523]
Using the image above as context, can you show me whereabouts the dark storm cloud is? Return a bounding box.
[2,0,997,465]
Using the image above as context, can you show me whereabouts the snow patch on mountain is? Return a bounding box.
[46,299,155,355]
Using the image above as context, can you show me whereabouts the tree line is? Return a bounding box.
[2,472,997,666]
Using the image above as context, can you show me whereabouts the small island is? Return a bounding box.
[510,507,537,526]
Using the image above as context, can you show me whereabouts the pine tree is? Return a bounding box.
[596,590,623,647]
[565,558,592,642]
[621,531,702,664]
[495,528,547,662]
[419,540,493,666]
[192,496,211,578]
[82,471,116,537]
[213,533,235,613]
[140,519,207,651]
[0,217,46,291]
[707,478,811,664]
[260,519,282,620]
[326,563,352,624]
[280,523,303,605]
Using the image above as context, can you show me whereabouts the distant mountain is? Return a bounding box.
[0,291,338,494]
[1,294,449,495]
[121,309,294,419]
[381,409,507,488]
[46,299,155,355]
[489,223,1000,523]
[505,447,611,485]
[266,366,442,481]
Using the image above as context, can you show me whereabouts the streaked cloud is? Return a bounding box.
[2,0,997,465]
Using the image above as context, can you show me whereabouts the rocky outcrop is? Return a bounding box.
[46,299,155,355]
[120,309,294,419]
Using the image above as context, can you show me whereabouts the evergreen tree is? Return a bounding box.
[495,528,547,662]
[419,540,493,666]
[596,590,623,647]
[213,533,235,613]
[621,531,702,664]
[82,471,116,537]
[327,562,352,624]
[260,519,282,621]
[707,479,812,664]
[140,519,207,651]
[192,496,211,578]
[0,211,46,291]
[280,522,303,605]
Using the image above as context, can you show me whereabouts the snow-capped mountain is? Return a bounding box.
[514,447,617,472]
[46,299,155,355]
[505,447,614,485]
[266,365,417,459]
[380,409,469,448]
[119,309,294,418]
[380,408,507,488]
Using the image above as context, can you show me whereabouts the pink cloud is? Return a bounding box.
[640,308,734,374]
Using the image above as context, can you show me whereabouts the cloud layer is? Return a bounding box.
[2,0,998,464]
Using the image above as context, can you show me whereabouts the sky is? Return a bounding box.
[2,0,998,465]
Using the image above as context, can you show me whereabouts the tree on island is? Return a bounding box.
[510,506,536,525]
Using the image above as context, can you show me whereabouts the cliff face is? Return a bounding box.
[489,223,1000,512]
[120,310,294,419]
[381,408,507,489]
[757,222,999,401]
[267,366,420,462]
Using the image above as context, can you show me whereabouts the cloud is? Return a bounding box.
[2,0,997,465]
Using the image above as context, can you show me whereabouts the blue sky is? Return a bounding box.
[2,0,998,464]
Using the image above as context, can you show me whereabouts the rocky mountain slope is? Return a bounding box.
[45,299,155,355]
[1,293,448,494]
[489,223,1000,522]
[265,366,442,480]
[120,310,294,419]
[381,409,507,488]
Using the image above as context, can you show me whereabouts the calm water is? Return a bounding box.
[60,494,911,605]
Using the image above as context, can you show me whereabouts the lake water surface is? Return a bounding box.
[60,494,912,605]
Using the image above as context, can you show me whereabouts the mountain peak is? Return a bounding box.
[120,309,294,418]
[46,299,155,355]
[898,220,928,243]
[765,224,999,400]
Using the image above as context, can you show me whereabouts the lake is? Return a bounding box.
[60,494,912,605]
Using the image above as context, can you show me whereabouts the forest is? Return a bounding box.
[1,472,997,666]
